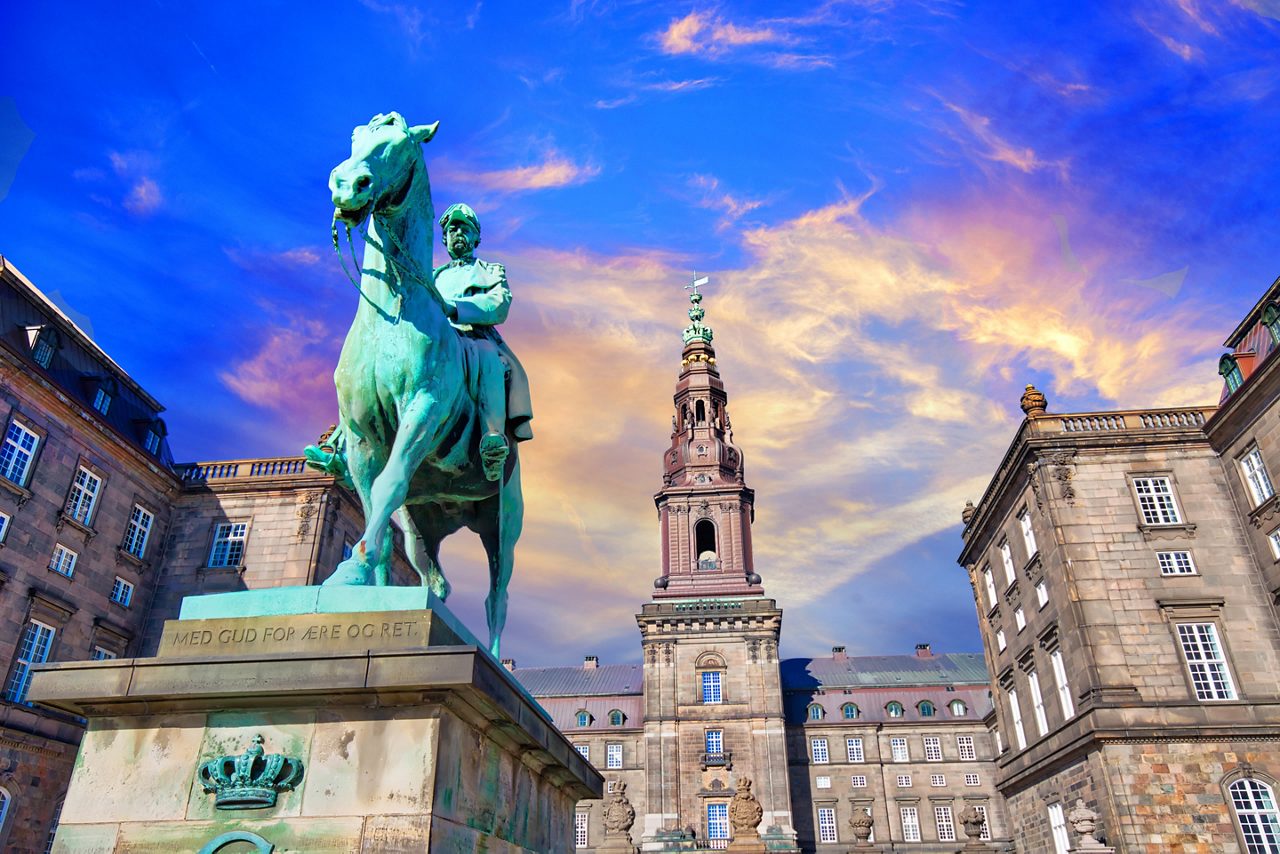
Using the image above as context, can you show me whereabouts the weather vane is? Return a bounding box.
[685,272,710,301]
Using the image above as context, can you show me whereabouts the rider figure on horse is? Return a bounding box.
[433,202,533,481]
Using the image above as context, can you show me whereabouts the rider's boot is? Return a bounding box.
[480,432,509,482]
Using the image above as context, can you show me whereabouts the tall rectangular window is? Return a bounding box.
[0,420,39,486]
[0,511,9,543]
[935,806,956,842]
[846,737,864,763]
[706,729,723,755]
[975,805,992,841]
[1008,688,1027,750]
[890,737,909,762]
[1133,476,1181,525]
[1241,447,1276,507]
[1019,507,1038,557]
[1048,803,1070,854]
[1177,622,1237,700]
[1270,528,1280,561]
[923,736,942,761]
[1015,607,1027,631]
[4,620,55,704]
[811,737,829,764]
[1157,550,1196,576]
[817,807,838,843]
[701,670,723,704]
[33,335,54,368]
[574,812,589,848]
[1000,541,1016,587]
[49,544,77,578]
[92,387,111,415]
[707,803,729,843]
[65,467,102,525]
[1036,581,1049,607]
[110,577,134,607]
[606,742,622,769]
[982,566,997,610]
[208,522,248,567]
[901,807,921,842]
[1050,648,1075,718]
[996,629,1007,651]
[123,505,154,558]
[1028,669,1049,736]
[957,735,977,761]
[574,744,590,761]
[144,430,161,454]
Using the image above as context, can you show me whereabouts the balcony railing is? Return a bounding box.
[1032,407,1215,436]
[701,751,733,770]
[176,457,311,483]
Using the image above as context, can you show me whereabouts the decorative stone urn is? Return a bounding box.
[848,809,875,848]
[1020,383,1048,416]
[1067,799,1108,850]
[958,804,989,849]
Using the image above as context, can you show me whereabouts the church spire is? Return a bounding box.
[652,276,762,599]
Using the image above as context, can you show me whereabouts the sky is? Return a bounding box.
[2,0,1279,668]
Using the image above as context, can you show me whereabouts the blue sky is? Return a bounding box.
[2,1,1279,666]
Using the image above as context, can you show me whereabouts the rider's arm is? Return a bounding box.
[452,263,511,327]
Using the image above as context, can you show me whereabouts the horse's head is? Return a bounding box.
[330,112,439,227]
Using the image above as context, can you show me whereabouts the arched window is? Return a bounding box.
[695,519,718,570]
[919,701,936,717]
[1228,777,1280,851]
[807,703,825,721]
[1265,304,1280,346]
[886,701,904,718]
[841,703,859,720]
[697,653,726,705]
[1221,355,1244,393]
[695,400,707,424]
[949,699,968,717]
[609,709,625,726]
[576,710,592,728]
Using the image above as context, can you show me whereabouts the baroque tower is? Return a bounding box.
[636,282,798,849]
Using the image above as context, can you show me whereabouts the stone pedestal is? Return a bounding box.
[30,588,602,853]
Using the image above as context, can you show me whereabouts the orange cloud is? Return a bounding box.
[657,10,815,65]
[439,151,601,192]
[934,96,1070,178]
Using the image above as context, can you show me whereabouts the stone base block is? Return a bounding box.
[30,639,601,853]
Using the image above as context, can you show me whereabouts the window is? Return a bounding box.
[841,702,859,719]
[949,699,968,716]
[33,333,55,367]
[1221,354,1245,393]
[935,806,956,842]
[965,772,981,786]
[846,737,864,763]
[1000,541,1016,587]
[919,700,936,717]
[1008,688,1028,750]
[574,811,589,848]
[974,805,992,841]
[123,505,154,558]
[815,775,831,789]
[65,466,102,525]
[886,701,904,718]
[1242,447,1277,507]
[0,788,9,839]
[144,430,161,454]
[1228,777,1280,852]
[817,806,838,843]
[996,629,1007,652]
[5,620,55,704]
[924,736,942,761]
[811,737,829,764]
[342,539,354,561]
[1036,581,1049,608]
[1051,648,1075,719]
[982,565,997,610]
[0,511,8,543]
[1133,476,1182,525]
[897,774,912,788]
[90,646,117,661]
[606,780,616,794]
[574,744,590,761]
[890,737,909,762]
[995,729,1005,753]
[609,709,625,726]
[701,670,723,704]
[1,419,40,486]
[110,577,134,608]
[208,522,248,567]
[606,743,622,769]
[1048,802,1070,854]
[1266,304,1280,345]
[706,729,723,755]
[92,387,111,415]
[930,774,946,787]
[1019,507,1038,558]
[901,807,921,842]
[1177,622,1237,700]
[707,803,729,844]
[1028,668,1049,736]
[1269,529,1280,560]
[44,800,62,854]
[957,735,977,761]
[49,544,77,578]
[807,703,825,720]
[850,775,867,787]
[1015,607,1027,632]
[575,710,591,728]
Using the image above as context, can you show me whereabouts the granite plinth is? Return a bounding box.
[30,644,601,853]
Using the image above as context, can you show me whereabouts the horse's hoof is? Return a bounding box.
[323,558,372,586]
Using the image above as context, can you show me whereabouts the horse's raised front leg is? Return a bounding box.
[478,461,523,658]
[323,425,390,585]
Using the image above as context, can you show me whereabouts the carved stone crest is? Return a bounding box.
[602,780,637,841]
[728,776,764,838]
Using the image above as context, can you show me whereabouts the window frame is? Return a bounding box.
[999,540,1016,588]
[707,802,730,843]
[923,736,942,762]
[850,774,867,788]
[1048,802,1070,854]
[896,773,912,788]
[4,619,56,705]
[605,742,622,770]
[700,668,724,705]
[574,810,589,848]
[900,806,921,843]
[122,503,156,559]
[935,805,956,842]
[949,699,968,716]
[1130,474,1184,527]
[0,510,9,545]
[807,702,825,721]
[49,543,78,578]
[1157,550,1197,576]
[1220,354,1245,393]
[930,773,946,787]
[965,772,981,786]
[1008,686,1028,750]
[1225,771,1280,854]
[810,737,829,764]
[0,416,42,488]
[981,565,997,611]
[110,576,135,608]
[207,520,250,568]
[846,737,864,763]
[1019,506,1038,559]
[816,806,838,843]
[1175,620,1238,701]
[1239,445,1276,507]
[890,737,909,762]
[957,735,977,761]
[64,464,104,527]
[840,702,859,719]
[886,701,904,718]
[705,729,724,755]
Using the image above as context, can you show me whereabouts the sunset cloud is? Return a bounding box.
[656,10,832,69]
[934,97,1070,178]
[439,150,601,192]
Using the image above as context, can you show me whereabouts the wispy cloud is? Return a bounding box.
[123,177,163,215]
[439,150,601,192]
[108,150,164,216]
[688,173,766,228]
[933,96,1070,178]
[655,9,832,69]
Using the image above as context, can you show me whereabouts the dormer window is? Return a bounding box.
[93,387,111,415]
[138,418,167,456]
[1220,355,1244,394]
[25,325,59,369]
[609,709,625,726]
[84,377,118,417]
[807,703,825,721]
[949,699,968,716]
[576,709,592,728]
[1264,304,1280,345]
[841,703,859,719]
[144,431,161,454]
[918,700,936,717]
[886,701,904,718]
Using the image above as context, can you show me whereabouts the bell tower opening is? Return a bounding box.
[695,399,706,424]
[695,519,718,570]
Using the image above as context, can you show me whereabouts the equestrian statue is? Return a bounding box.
[303,112,531,657]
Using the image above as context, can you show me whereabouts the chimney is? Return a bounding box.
[501,658,516,671]
[832,645,847,660]
[584,655,599,670]
[915,643,933,659]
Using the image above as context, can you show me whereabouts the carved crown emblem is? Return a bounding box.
[198,734,304,810]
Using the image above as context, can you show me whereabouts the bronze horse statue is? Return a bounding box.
[313,112,523,657]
